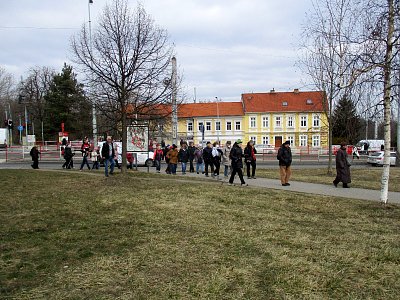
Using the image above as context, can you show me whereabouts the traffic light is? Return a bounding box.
[7,119,13,129]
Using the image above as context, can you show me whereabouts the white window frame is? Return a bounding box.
[262,136,269,145]
[275,115,282,128]
[300,115,307,128]
[235,121,241,131]
[262,116,269,128]
[226,121,232,131]
[215,121,221,131]
[250,116,257,128]
[187,121,193,132]
[206,121,211,131]
[198,121,204,132]
[287,135,295,147]
[299,135,308,147]
[312,135,320,147]
[313,114,320,128]
[287,115,294,128]
[250,136,257,144]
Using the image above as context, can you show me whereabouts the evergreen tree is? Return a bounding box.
[44,64,91,140]
[332,95,362,145]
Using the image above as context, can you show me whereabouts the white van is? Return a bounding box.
[356,139,385,154]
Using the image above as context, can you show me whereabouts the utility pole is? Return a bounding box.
[171,56,178,145]
[88,0,97,148]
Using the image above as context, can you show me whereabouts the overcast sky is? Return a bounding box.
[0,0,314,102]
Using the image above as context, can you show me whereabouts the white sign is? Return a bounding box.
[27,135,36,143]
[127,126,148,152]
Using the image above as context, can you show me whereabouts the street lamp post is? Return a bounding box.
[215,97,220,143]
[88,0,97,148]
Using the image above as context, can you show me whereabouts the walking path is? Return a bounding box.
[1,161,399,204]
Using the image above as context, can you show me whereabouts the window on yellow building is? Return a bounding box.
[206,122,211,131]
[226,121,232,131]
[275,116,282,127]
[300,116,307,127]
[262,136,269,145]
[312,135,320,147]
[235,121,241,131]
[262,116,269,128]
[187,122,193,132]
[216,121,221,131]
[300,135,308,147]
[313,115,320,127]
[250,136,257,143]
[198,122,204,131]
[287,116,294,128]
[250,117,256,128]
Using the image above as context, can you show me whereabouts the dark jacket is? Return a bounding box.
[64,146,73,159]
[188,146,196,160]
[202,147,213,163]
[30,147,40,161]
[277,145,292,166]
[230,143,244,169]
[335,147,351,184]
[101,142,115,159]
[244,145,257,162]
[178,148,190,163]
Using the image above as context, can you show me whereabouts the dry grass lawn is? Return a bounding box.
[1,170,399,299]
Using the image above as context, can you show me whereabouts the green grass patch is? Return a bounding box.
[1,170,400,299]
[255,167,400,192]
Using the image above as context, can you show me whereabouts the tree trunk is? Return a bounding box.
[121,110,127,174]
[380,0,394,204]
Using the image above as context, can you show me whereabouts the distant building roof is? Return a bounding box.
[242,90,327,113]
[178,102,244,118]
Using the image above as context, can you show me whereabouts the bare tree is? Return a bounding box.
[19,66,54,142]
[0,67,15,120]
[71,0,174,172]
[299,0,361,175]
[356,0,399,203]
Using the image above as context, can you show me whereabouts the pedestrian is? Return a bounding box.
[228,139,247,186]
[244,140,257,179]
[333,142,351,188]
[153,144,164,173]
[126,152,134,170]
[352,145,360,159]
[178,143,190,175]
[63,141,74,169]
[212,141,222,179]
[195,145,204,174]
[29,145,41,169]
[101,136,115,177]
[222,141,232,178]
[91,147,100,170]
[79,137,91,171]
[188,141,196,173]
[202,141,214,177]
[277,140,292,186]
[164,145,171,174]
[166,144,179,175]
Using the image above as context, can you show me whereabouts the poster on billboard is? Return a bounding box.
[127,125,148,152]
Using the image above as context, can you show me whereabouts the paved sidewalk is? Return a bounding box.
[144,168,400,204]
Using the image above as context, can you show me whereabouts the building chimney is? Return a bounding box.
[270,88,275,93]
[293,88,299,94]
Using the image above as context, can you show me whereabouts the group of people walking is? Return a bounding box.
[156,139,259,186]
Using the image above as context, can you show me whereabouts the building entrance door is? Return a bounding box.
[275,136,283,147]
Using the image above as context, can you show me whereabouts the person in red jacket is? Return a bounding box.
[153,144,164,173]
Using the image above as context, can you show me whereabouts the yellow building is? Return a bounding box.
[241,89,328,148]
[176,102,244,145]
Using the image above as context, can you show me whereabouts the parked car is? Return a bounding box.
[254,144,276,154]
[98,141,154,167]
[367,151,397,166]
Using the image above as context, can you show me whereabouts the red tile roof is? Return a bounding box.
[242,90,327,113]
[177,102,244,118]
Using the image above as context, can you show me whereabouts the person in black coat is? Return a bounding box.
[277,140,292,186]
[333,142,351,188]
[178,144,190,175]
[202,141,214,177]
[228,139,247,186]
[101,136,115,177]
[29,146,41,169]
[244,140,257,179]
[63,142,74,169]
[188,141,196,173]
